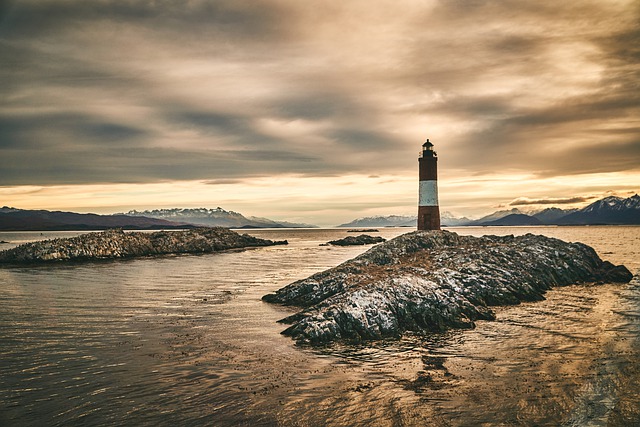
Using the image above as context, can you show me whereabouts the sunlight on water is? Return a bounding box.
[0,226,638,426]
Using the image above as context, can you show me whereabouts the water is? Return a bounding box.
[0,226,638,426]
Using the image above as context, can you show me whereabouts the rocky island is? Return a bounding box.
[326,234,386,246]
[0,227,286,264]
[263,230,632,345]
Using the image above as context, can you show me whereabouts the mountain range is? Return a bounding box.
[338,195,640,227]
[337,211,472,228]
[1,195,637,231]
[123,208,316,229]
[0,206,316,231]
[0,207,189,231]
[555,196,640,225]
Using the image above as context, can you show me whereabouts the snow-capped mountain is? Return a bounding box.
[441,211,472,226]
[335,195,639,228]
[470,195,638,225]
[557,195,640,225]
[124,207,316,228]
[531,207,578,223]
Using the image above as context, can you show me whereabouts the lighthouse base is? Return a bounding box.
[418,206,441,230]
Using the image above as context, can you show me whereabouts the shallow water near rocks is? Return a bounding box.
[0,226,639,426]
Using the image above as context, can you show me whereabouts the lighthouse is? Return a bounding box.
[418,139,441,230]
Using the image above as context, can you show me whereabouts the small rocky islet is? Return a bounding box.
[325,234,386,246]
[0,227,287,264]
[263,230,632,345]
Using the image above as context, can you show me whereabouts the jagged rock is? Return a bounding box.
[0,228,287,264]
[263,230,632,345]
[593,261,634,283]
[326,234,386,246]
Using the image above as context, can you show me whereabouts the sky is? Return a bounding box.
[1,0,638,226]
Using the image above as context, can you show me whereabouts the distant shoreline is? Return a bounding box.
[1,224,640,234]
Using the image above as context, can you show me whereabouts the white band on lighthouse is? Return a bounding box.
[419,180,439,207]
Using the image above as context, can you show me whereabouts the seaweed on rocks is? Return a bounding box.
[262,230,632,345]
[0,227,287,265]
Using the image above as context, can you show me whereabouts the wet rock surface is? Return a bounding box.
[326,234,386,246]
[0,228,286,264]
[263,230,632,345]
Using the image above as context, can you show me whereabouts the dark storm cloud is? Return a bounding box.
[0,0,638,186]
[0,0,292,41]
[0,144,318,185]
[167,110,252,137]
[0,112,148,149]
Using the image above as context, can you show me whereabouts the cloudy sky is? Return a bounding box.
[1,0,638,226]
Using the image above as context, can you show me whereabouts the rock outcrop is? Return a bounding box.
[0,228,286,264]
[326,235,386,246]
[263,231,632,345]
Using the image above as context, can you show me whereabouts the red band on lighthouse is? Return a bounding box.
[418,139,441,231]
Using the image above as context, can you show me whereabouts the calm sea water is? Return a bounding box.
[0,226,638,426]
